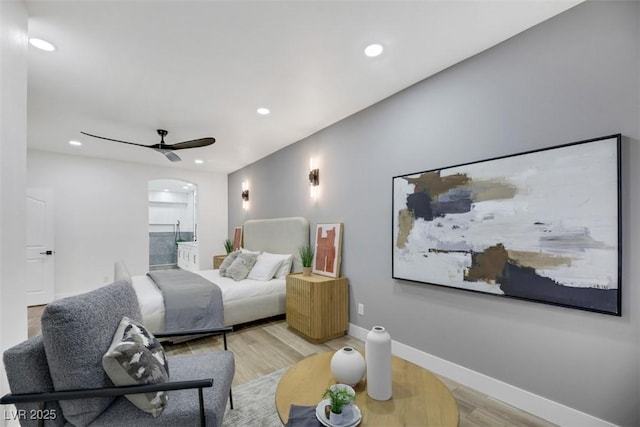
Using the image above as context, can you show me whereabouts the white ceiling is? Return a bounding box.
[25,0,580,174]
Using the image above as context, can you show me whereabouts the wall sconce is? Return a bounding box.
[241,181,249,209]
[309,158,319,199]
[308,168,319,186]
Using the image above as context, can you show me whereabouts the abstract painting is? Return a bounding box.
[313,223,343,278]
[392,134,621,315]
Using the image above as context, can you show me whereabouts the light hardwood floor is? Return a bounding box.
[28,307,556,427]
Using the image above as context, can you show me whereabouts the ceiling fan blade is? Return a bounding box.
[166,137,216,151]
[80,131,152,148]
[154,149,181,162]
[164,151,181,162]
[81,129,206,162]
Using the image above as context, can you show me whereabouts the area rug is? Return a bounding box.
[222,368,286,427]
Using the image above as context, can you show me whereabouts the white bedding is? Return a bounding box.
[127,216,308,332]
[132,269,285,332]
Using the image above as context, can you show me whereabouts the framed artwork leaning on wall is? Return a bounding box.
[313,223,344,278]
[233,226,243,251]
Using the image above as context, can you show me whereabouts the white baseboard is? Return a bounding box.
[348,323,615,427]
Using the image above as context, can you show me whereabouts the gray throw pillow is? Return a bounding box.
[227,252,258,281]
[103,317,169,417]
[218,251,239,277]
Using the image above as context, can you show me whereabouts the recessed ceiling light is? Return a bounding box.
[163,189,169,192]
[364,43,384,57]
[68,140,82,147]
[257,107,270,116]
[194,159,204,164]
[29,38,56,52]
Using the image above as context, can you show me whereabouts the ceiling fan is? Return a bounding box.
[80,129,215,162]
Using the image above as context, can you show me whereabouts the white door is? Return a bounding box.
[26,189,55,306]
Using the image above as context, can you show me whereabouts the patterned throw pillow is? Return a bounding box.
[102,317,170,417]
[227,252,259,281]
[218,251,239,277]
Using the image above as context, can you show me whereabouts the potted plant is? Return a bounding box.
[223,239,233,254]
[299,245,314,276]
[322,384,355,424]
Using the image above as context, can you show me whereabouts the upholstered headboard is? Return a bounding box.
[243,217,310,273]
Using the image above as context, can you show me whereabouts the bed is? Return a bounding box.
[125,217,309,331]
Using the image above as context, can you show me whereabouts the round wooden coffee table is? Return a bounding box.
[275,351,459,426]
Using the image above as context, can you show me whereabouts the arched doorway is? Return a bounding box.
[148,179,197,269]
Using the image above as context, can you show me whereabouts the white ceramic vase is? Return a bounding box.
[365,326,392,400]
[330,346,366,386]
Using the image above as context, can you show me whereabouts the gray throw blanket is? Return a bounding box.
[146,269,223,331]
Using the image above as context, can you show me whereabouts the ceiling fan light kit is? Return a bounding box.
[80,129,215,162]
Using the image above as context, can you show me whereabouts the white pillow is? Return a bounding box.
[272,254,293,279]
[247,252,285,281]
[250,252,293,279]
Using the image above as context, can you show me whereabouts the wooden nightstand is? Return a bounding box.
[213,254,227,269]
[286,273,349,343]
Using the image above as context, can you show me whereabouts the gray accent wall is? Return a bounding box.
[228,2,640,425]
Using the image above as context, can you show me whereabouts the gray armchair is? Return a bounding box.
[1,281,234,427]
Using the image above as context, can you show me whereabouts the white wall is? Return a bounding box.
[27,150,227,298]
[149,190,195,234]
[0,0,28,409]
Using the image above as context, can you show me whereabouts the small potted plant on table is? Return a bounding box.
[299,245,314,276]
[223,239,233,254]
[322,384,355,424]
